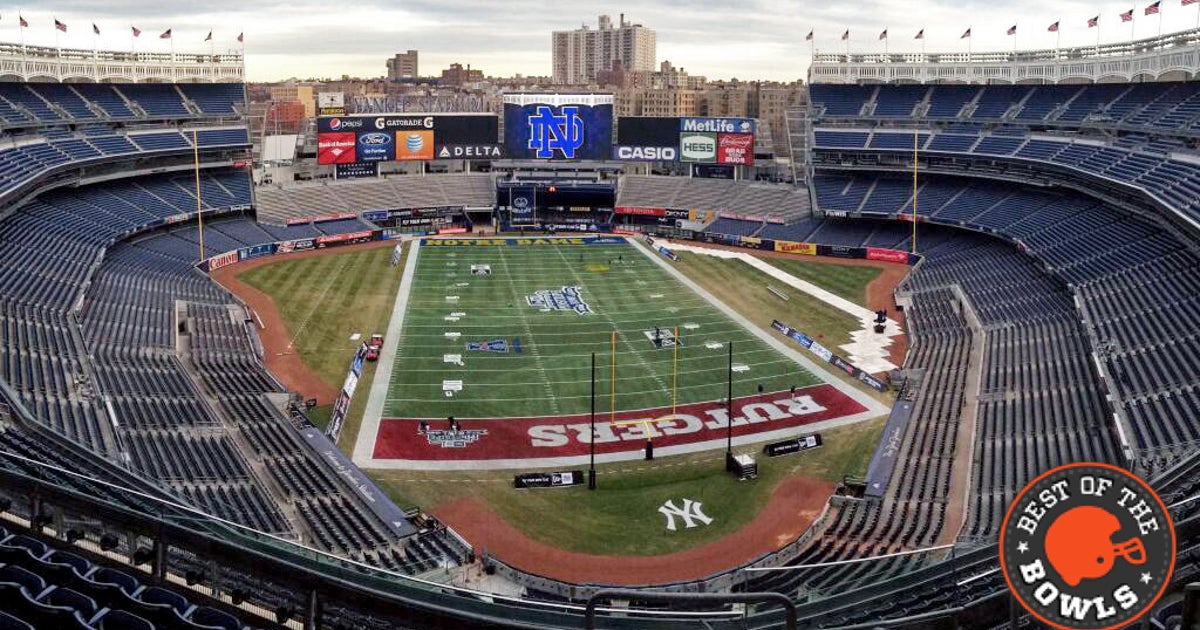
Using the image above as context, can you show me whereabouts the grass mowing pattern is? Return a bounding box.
[238,244,404,442]
[673,251,879,352]
[384,241,817,420]
[378,416,884,556]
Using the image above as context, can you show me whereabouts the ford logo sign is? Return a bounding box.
[359,133,391,146]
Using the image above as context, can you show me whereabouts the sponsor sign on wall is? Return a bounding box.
[680,117,756,135]
[316,114,499,163]
[679,132,717,162]
[503,93,614,161]
[774,240,817,255]
[717,133,754,165]
[316,132,356,164]
[286,212,356,226]
[205,250,240,271]
[866,247,910,263]
[396,130,434,161]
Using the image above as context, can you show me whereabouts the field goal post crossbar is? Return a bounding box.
[584,589,797,630]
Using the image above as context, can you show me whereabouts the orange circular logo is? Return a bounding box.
[999,462,1175,630]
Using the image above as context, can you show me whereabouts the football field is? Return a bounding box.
[384,238,816,419]
[355,236,886,469]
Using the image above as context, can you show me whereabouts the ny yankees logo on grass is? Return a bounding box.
[1000,462,1174,630]
[659,498,713,531]
[527,105,584,159]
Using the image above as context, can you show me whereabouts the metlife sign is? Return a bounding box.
[679,132,717,163]
[680,117,756,135]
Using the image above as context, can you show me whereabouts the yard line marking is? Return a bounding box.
[495,245,561,414]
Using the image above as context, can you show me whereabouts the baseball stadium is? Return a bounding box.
[0,6,1197,630]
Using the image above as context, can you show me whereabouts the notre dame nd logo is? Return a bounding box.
[527,105,585,159]
[1000,462,1175,630]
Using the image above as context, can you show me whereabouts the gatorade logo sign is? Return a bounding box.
[680,132,717,162]
[1000,462,1174,630]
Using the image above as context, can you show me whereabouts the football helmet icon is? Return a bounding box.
[1044,505,1147,586]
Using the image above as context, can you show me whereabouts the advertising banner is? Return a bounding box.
[679,132,717,163]
[315,230,375,248]
[503,94,613,160]
[336,162,378,179]
[614,206,666,217]
[717,133,755,165]
[238,243,275,261]
[866,247,910,263]
[355,131,395,162]
[514,470,585,489]
[764,434,823,457]
[774,240,817,255]
[205,250,239,271]
[819,244,865,259]
[316,132,356,165]
[326,342,369,443]
[276,238,314,254]
[317,114,499,162]
[771,319,888,393]
[680,117,756,135]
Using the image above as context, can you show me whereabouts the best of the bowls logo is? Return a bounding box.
[1000,462,1175,630]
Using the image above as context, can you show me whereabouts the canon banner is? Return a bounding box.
[503,93,613,161]
[316,114,499,164]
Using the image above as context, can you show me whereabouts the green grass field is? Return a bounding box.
[238,244,405,437]
[384,239,818,420]
[233,239,893,556]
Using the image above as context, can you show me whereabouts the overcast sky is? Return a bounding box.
[8,1,1197,81]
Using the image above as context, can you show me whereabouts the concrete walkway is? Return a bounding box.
[659,239,902,374]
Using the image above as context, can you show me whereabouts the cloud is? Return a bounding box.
[4,0,1193,81]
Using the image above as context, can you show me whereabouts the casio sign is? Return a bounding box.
[359,133,391,145]
[680,134,716,160]
[617,146,677,161]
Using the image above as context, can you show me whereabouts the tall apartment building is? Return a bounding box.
[553,14,656,85]
[386,50,419,80]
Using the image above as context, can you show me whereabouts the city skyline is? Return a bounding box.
[3,1,1198,82]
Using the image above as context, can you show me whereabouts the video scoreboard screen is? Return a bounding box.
[503,94,613,161]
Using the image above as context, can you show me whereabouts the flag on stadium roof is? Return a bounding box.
[879,28,888,40]
[205,30,212,42]
[160,28,172,39]
[1088,15,1099,27]
[1048,21,1060,31]
[1146,1,1161,14]
[915,28,924,39]
[961,27,972,38]
[93,23,100,35]
[131,26,141,37]
[1185,0,1199,6]
[19,15,26,28]
[55,19,67,32]
[1120,8,1134,20]
[237,32,243,43]
[1007,24,1017,35]
[841,29,849,40]
[805,30,813,41]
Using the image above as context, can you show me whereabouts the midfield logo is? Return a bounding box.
[526,286,591,315]
[528,105,585,159]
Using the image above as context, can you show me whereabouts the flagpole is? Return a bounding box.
[170,34,175,82]
[193,130,204,261]
[911,126,918,254]
[1131,11,1136,41]
[18,17,27,79]
[1159,8,1163,37]
[884,29,889,55]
